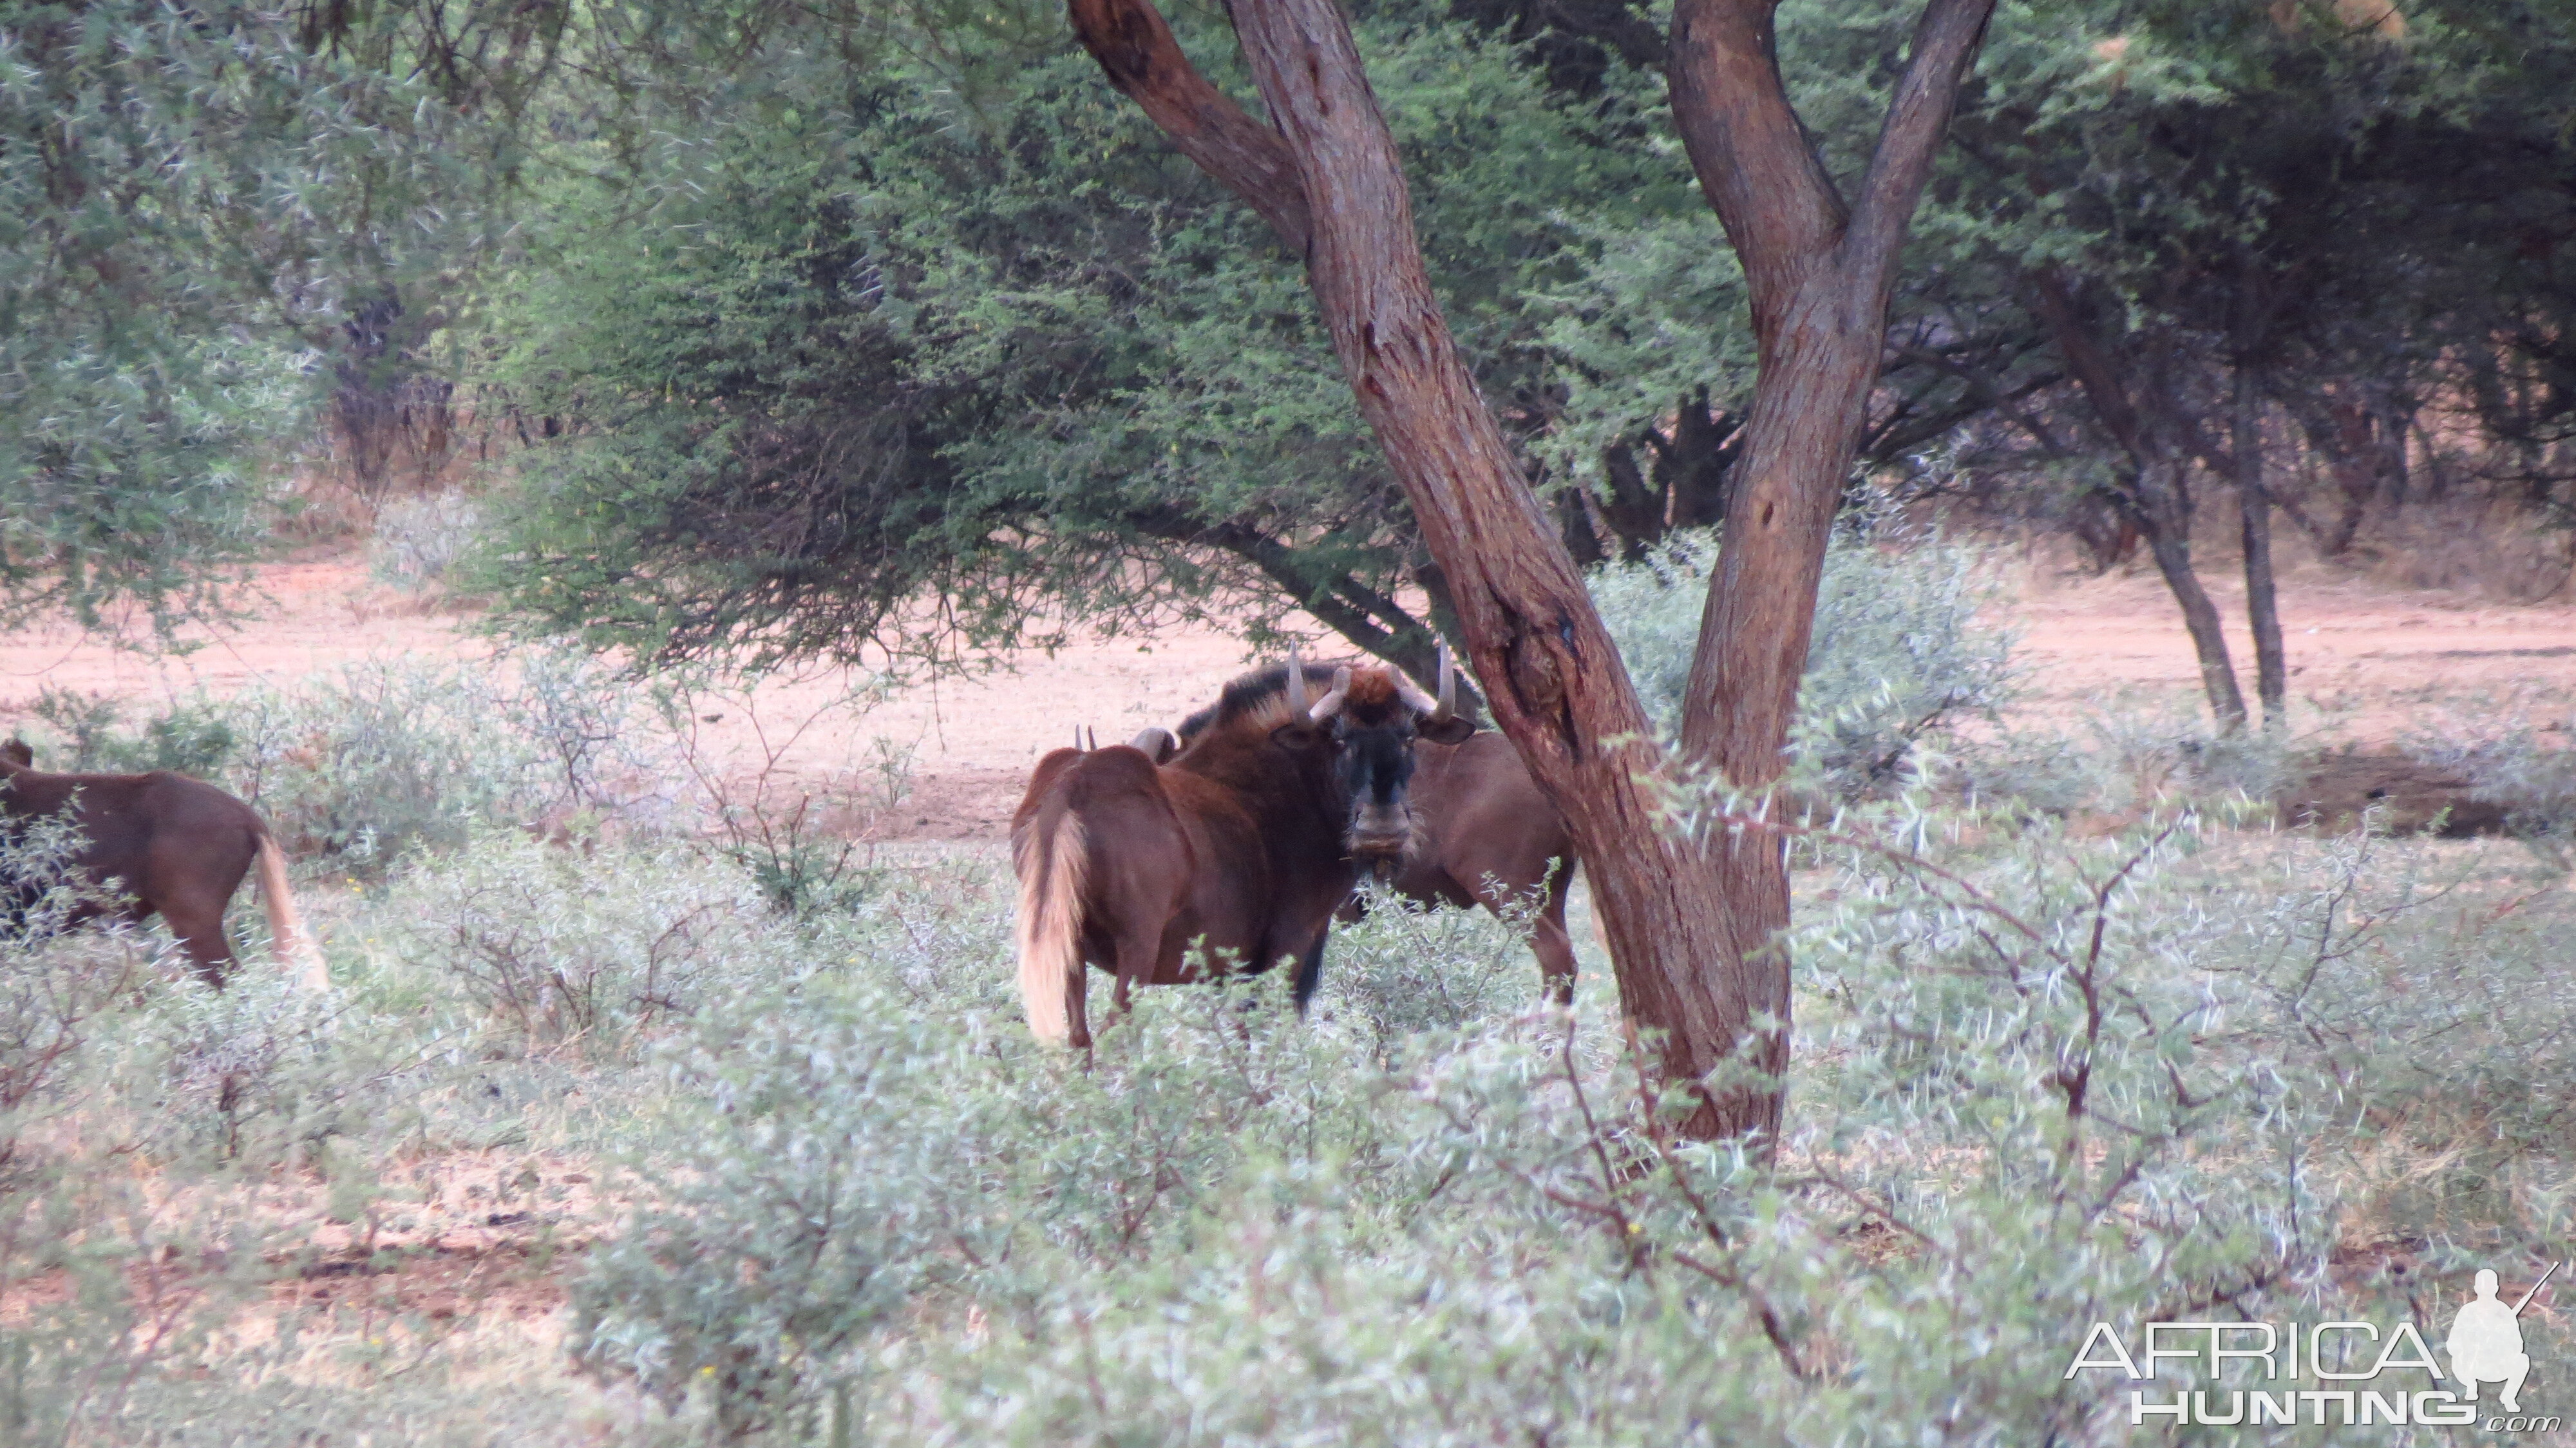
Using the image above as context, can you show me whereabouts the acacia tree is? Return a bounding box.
[1920,2,2576,732]
[1068,0,1994,1140]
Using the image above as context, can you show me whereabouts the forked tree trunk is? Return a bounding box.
[1068,0,1995,1143]
[1667,0,1997,1123]
[1229,0,1771,1140]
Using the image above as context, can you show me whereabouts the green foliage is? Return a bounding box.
[464,7,1694,670]
[1589,524,2017,795]
[1,3,303,630]
[0,1,511,632]
[22,686,240,778]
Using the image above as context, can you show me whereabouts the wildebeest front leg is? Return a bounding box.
[1291,924,1329,1015]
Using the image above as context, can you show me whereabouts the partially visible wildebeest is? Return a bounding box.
[1151,649,1581,1004]
[1374,729,1580,1004]
[1011,655,1471,1048]
[1,739,324,987]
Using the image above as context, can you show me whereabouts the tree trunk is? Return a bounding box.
[2233,367,2286,729]
[2137,459,2249,732]
[1673,310,1877,1118]
[1070,0,1997,1143]
[1663,0,1998,1136]
[2032,272,2248,730]
[1660,390,1738,529]
[1558,484,1607,567]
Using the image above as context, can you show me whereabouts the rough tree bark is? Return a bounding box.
[2232,365,2287,728]
[1665,0,1998,1077]
[1069,0,1994,1142]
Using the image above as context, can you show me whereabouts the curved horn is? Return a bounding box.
[1391,667,1439,717]
[1435,642,1457,719]
[1284,646,1307,714]
[1309,665,1352,723]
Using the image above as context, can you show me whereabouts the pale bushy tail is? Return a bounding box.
[1014,812,1088,1043]
[253,833,328,989]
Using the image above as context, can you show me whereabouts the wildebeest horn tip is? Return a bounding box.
[1310,666,1352,723]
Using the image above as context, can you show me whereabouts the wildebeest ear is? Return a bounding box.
[1418,715,1477,746]
[1,739,31,767]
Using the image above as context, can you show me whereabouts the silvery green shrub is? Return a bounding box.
[1318,881,1546,1064]
[367,491,484,591]
[374,832,788,1046]
[1588,525,2014,797]
[568,1002,1007,1438]
[2407,705,2576,857]
[17,652,680,874]
[21,685,238,778]
[555,801,2576,1445]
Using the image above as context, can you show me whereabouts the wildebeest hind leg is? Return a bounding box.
[1109,923,1160,1022]
[159,888,239,987]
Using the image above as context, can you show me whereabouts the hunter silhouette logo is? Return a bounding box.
[2449,1262,2556,1415]
[2064,1262,2565,1431]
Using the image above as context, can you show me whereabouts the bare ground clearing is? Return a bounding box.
[1,546,2568,842]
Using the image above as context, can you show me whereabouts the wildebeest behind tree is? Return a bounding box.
[1012,657,1470,1049]
[1157,654,1578,1004]
[1372,730,1578,1004]
[1,741,325,987]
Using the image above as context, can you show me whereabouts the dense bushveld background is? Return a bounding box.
[11,0,2576,1440]
[6,531,2575,1445]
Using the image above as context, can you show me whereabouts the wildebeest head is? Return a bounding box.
[1177,648,1477,870]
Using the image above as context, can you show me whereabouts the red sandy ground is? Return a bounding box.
[1,548,2568,842]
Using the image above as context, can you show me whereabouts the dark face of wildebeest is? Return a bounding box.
[1166,648,1477,873]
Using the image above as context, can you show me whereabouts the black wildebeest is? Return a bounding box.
[1150,649,1581,1004]
[1,740,325,986]
[1375,729,1579,1003]
[1012,655,1471,1048]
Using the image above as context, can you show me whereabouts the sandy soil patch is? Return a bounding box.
[4,547,2568,842]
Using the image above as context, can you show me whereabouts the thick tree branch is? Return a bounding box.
[1841,0,1996,303]
[1665,0,1848,345]
[1065,0,1312,252]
